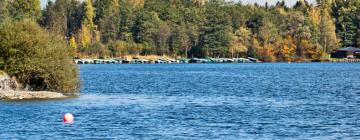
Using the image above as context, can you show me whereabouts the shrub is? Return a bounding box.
[0,19,80,93]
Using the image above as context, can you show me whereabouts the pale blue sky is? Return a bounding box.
[40,0,317,8]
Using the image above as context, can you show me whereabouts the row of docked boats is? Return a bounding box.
[74,57,260,64]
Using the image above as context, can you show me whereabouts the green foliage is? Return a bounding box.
[0,0,9,24]
[0,20,80,93]
[199,3,232,57]
[8,0,41,20]
[40,0,83,37]
[95,0,121,43]
[332,0,359,47]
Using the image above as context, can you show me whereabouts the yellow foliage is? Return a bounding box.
[281,36,296,62]
[308,7,321,26]
[69,36,77,49]
[299,39,319,60]
[128,0,145,7]
[277,7,287,15]
[229,33,248,57]
[80,26,91,48]
[69,36,78,57]
[84,0,95,29]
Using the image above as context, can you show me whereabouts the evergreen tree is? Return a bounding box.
[332,0,358,47]
[94,0,120,43]
[199,3,232,57]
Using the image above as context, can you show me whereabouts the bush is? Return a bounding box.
[0,19,80,93]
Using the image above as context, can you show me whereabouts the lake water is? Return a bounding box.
[1,63,360,139]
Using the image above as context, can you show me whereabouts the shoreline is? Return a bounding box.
[74,58,360,64]
[74,57,261,64]
[0,90,76,101]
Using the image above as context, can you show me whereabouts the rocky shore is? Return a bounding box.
[0,90,70,100]
[0,72,73,100]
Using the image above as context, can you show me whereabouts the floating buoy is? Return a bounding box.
[63,113,74,124]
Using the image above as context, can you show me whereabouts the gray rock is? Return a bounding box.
[0,73,11,91]
[0,72,75,100]
[0,90,71,100]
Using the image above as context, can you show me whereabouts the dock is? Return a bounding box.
[74,57,260,64]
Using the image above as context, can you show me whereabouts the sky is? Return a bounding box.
[40,0,317,8]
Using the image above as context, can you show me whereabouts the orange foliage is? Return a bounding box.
[280,36,296,62]
[256,44,276,62]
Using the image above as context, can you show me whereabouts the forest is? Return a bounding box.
[1,0,360,62]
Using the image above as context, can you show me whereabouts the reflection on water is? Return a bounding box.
[1,63,360,139]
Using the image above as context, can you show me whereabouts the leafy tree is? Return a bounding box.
[8,0,41,20]
[83,0,95,29]
[80,25,92,48]
[0,20,79,93]
[69,36,78,57]
[229,32,248,58]
[0,0,9,24]
[332,0,358,47]
[319,5,339,52]
[280,36,296,62]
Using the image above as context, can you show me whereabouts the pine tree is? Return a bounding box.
[95,0,121,43]
[332,0,357,47]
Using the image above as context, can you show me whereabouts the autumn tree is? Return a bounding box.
[318,0,339,53]
[280,36,296,62]
[229,35,248,58]
[80,0,95,49]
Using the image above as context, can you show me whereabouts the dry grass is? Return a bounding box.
[124,55,178,60]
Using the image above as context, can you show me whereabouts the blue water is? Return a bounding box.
[1,63,360,139]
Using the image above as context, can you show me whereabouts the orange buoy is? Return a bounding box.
[63,113,74,124]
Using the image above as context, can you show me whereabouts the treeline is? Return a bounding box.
[1,0,360,62]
